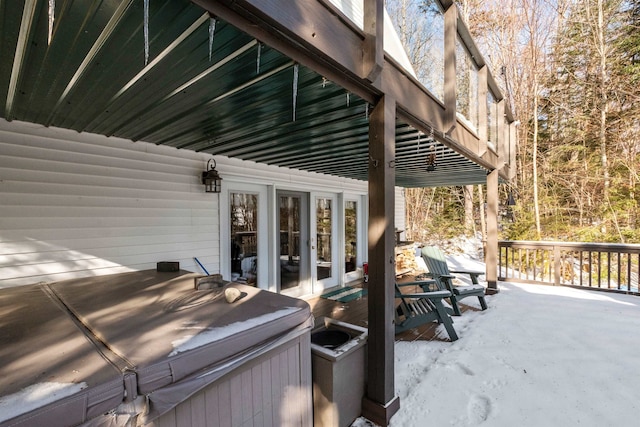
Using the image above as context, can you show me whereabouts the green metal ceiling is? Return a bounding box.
[0,0,488,187]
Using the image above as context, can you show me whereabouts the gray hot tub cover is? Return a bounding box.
[49,270,313,422]
[0,285,130,427]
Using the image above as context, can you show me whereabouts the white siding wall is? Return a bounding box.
[0,120,218,288]
[0,119,410,288]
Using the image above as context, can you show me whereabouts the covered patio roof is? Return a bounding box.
[0,0,509,188]
[0,1,516,425]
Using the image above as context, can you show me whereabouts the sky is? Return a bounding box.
[353,264,640,426]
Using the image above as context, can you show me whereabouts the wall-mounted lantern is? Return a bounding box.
[202,159,222,193]
[501,190,517,222]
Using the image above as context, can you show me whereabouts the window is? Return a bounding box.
[456,36,479,131]
[388,0,445,101]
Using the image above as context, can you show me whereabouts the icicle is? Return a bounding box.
[417,131,421,154]
[292,64,299,121]
[426,130,437,171]
[48,0,55,45]
[322,77,327,88]
[256,43,261,74]
[144,0,150,65]
[365,103,369,120]
[208,17,217,62]
[346,92,350,107]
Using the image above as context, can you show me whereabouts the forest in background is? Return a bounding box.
[391,0,640,244]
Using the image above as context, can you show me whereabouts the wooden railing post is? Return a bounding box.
[486,169,499,293]
[553,245,561,285]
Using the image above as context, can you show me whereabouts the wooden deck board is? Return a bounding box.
[305,278,477,342]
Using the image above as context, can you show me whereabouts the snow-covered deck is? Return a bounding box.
[309,269,640,426]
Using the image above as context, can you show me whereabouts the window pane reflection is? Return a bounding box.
[456,36,479,130]
[316,198,332,280]
[345,201,357,273]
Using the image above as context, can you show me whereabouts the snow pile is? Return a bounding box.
[169,307,300,356]
[414,233,486,283]
[418,233,485,260]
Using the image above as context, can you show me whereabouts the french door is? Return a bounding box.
[224,183,356,294]
[278,191,338,295]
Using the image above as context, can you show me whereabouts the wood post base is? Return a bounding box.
[486,282,500,295]
[361,395,400,427]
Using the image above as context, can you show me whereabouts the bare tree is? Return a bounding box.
[396,1,639,242]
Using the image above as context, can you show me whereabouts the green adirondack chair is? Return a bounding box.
[420,246,488,316]
[395,282,459,341]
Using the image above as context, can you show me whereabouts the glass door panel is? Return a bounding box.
[277,191,309,295]
[230,192,258,286]
[344,200,358,274]
[279,194,301,290]
[314,196,337,288]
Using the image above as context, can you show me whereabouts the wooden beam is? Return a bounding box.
[443,3,457,133]
[478,65,488,157]
[363,0,384,82]
[364,95,400,426]
[194,0,376,104]
[5,0,38,120]
[486,168,499,292]
[381,62,447,132]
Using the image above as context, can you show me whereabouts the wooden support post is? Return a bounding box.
[363,95,400,426]
[486,168,499,293]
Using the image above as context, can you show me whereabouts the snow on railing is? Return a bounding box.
[499,241,640,295]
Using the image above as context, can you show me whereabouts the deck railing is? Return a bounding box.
[498,241,640,295]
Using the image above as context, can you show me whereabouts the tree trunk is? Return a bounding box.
[463,185,475,235]
[478,185,487,261]
[532,77,542,238]
[597,0,610,232]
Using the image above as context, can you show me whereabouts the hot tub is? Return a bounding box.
[0,270,313,427]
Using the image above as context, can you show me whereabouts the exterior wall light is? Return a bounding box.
[202,159,222,193]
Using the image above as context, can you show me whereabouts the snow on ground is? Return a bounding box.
[353,254,640,427]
